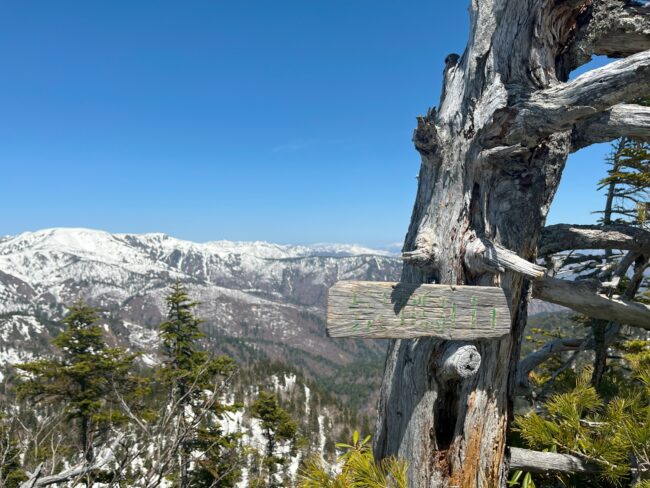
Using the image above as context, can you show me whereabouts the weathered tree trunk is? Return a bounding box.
[373,1,650,486]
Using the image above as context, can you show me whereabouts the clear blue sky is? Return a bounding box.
[0,1,612,247]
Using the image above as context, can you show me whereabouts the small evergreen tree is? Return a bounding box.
[250,390,298,487]
[15,300,139,466]
[0,414,27,488]
[158,282,242,488]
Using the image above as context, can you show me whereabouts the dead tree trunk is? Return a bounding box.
[373,1,650,486]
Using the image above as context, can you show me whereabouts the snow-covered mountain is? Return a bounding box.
[0,228,401,385]
[0,227,558,387]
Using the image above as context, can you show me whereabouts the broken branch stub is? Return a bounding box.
[437,343,482,382]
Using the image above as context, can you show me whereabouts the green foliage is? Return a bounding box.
[157,282,243,487]
[15,300,141,461]
[508,470,536,488]
[159,281,209,389]
[298,431,407,488]
[250,390,299,449]
[514,345,650,487]
[596,132,649,227]
[0,414,27,487]
[250,390,299,486]
[188,421,244,487]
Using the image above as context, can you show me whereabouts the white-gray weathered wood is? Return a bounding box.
[504,49,650,147]
[437,343,482,381]
[327,281,510,340]
[532,276,650,330]
[539,223,650,256]
[19,434,124,488]
[571,103,650,151]
[373,1,649,486]
[464,237,546,279]
[462,235,650,330]
[562,0,650,73]
[508,447,599,474]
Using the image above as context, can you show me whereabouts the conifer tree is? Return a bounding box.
[16,300,139,466]
[584,120,648,390]
[0,414,27,488]
[249,390,298,487]
[158,282,242,488]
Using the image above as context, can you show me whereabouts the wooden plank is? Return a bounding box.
[327,281,510,340]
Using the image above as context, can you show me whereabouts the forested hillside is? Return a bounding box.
[1,285,382,487]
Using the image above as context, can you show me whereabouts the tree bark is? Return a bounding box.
[373,1,650,487]
[538,223,650,256]
[508,447,600,475]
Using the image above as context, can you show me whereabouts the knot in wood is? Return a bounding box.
[463,235,503,276]
[437,344,481,382]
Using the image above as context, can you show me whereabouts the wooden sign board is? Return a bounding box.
[327,281,510,340]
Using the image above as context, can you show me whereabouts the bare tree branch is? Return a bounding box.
[20,433,125,488]
[508,447,600,474]
[500,49,650,147]
[464,236,545,279]
[519,254,647,396]
[532,275,650,330]
[464,236,650,329]
[571,103,650,151]
[539,223,650,256]
[560,0,650,76]
[601,250,641,289]
[515,337,584,392]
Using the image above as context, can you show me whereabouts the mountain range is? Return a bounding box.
[0,228,404,405]
[0,227,560,407]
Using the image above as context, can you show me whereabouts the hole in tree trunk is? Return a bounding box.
[434,379,460,450]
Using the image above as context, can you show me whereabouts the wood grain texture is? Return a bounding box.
[571,103,650,152]
[539,223,650,256]
[508,447,599,475]
[532,275,650,330]
[437,343,482,381]
[327,281,510,340]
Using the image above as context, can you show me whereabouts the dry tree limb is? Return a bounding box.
[515,337,584,392]
[20,434,125,488]
[436,343,482,382]
[464,237,650,329]
[560,0,650,74]
[508,447,600,475]
[532,276,650,330]
[571,104,650,151]
[499,49,650,147]
[516,254,648,393]
[539,224,650,256]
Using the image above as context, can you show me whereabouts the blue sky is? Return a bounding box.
[0,1,612,247]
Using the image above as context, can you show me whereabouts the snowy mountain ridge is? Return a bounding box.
[0,227,393,262]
